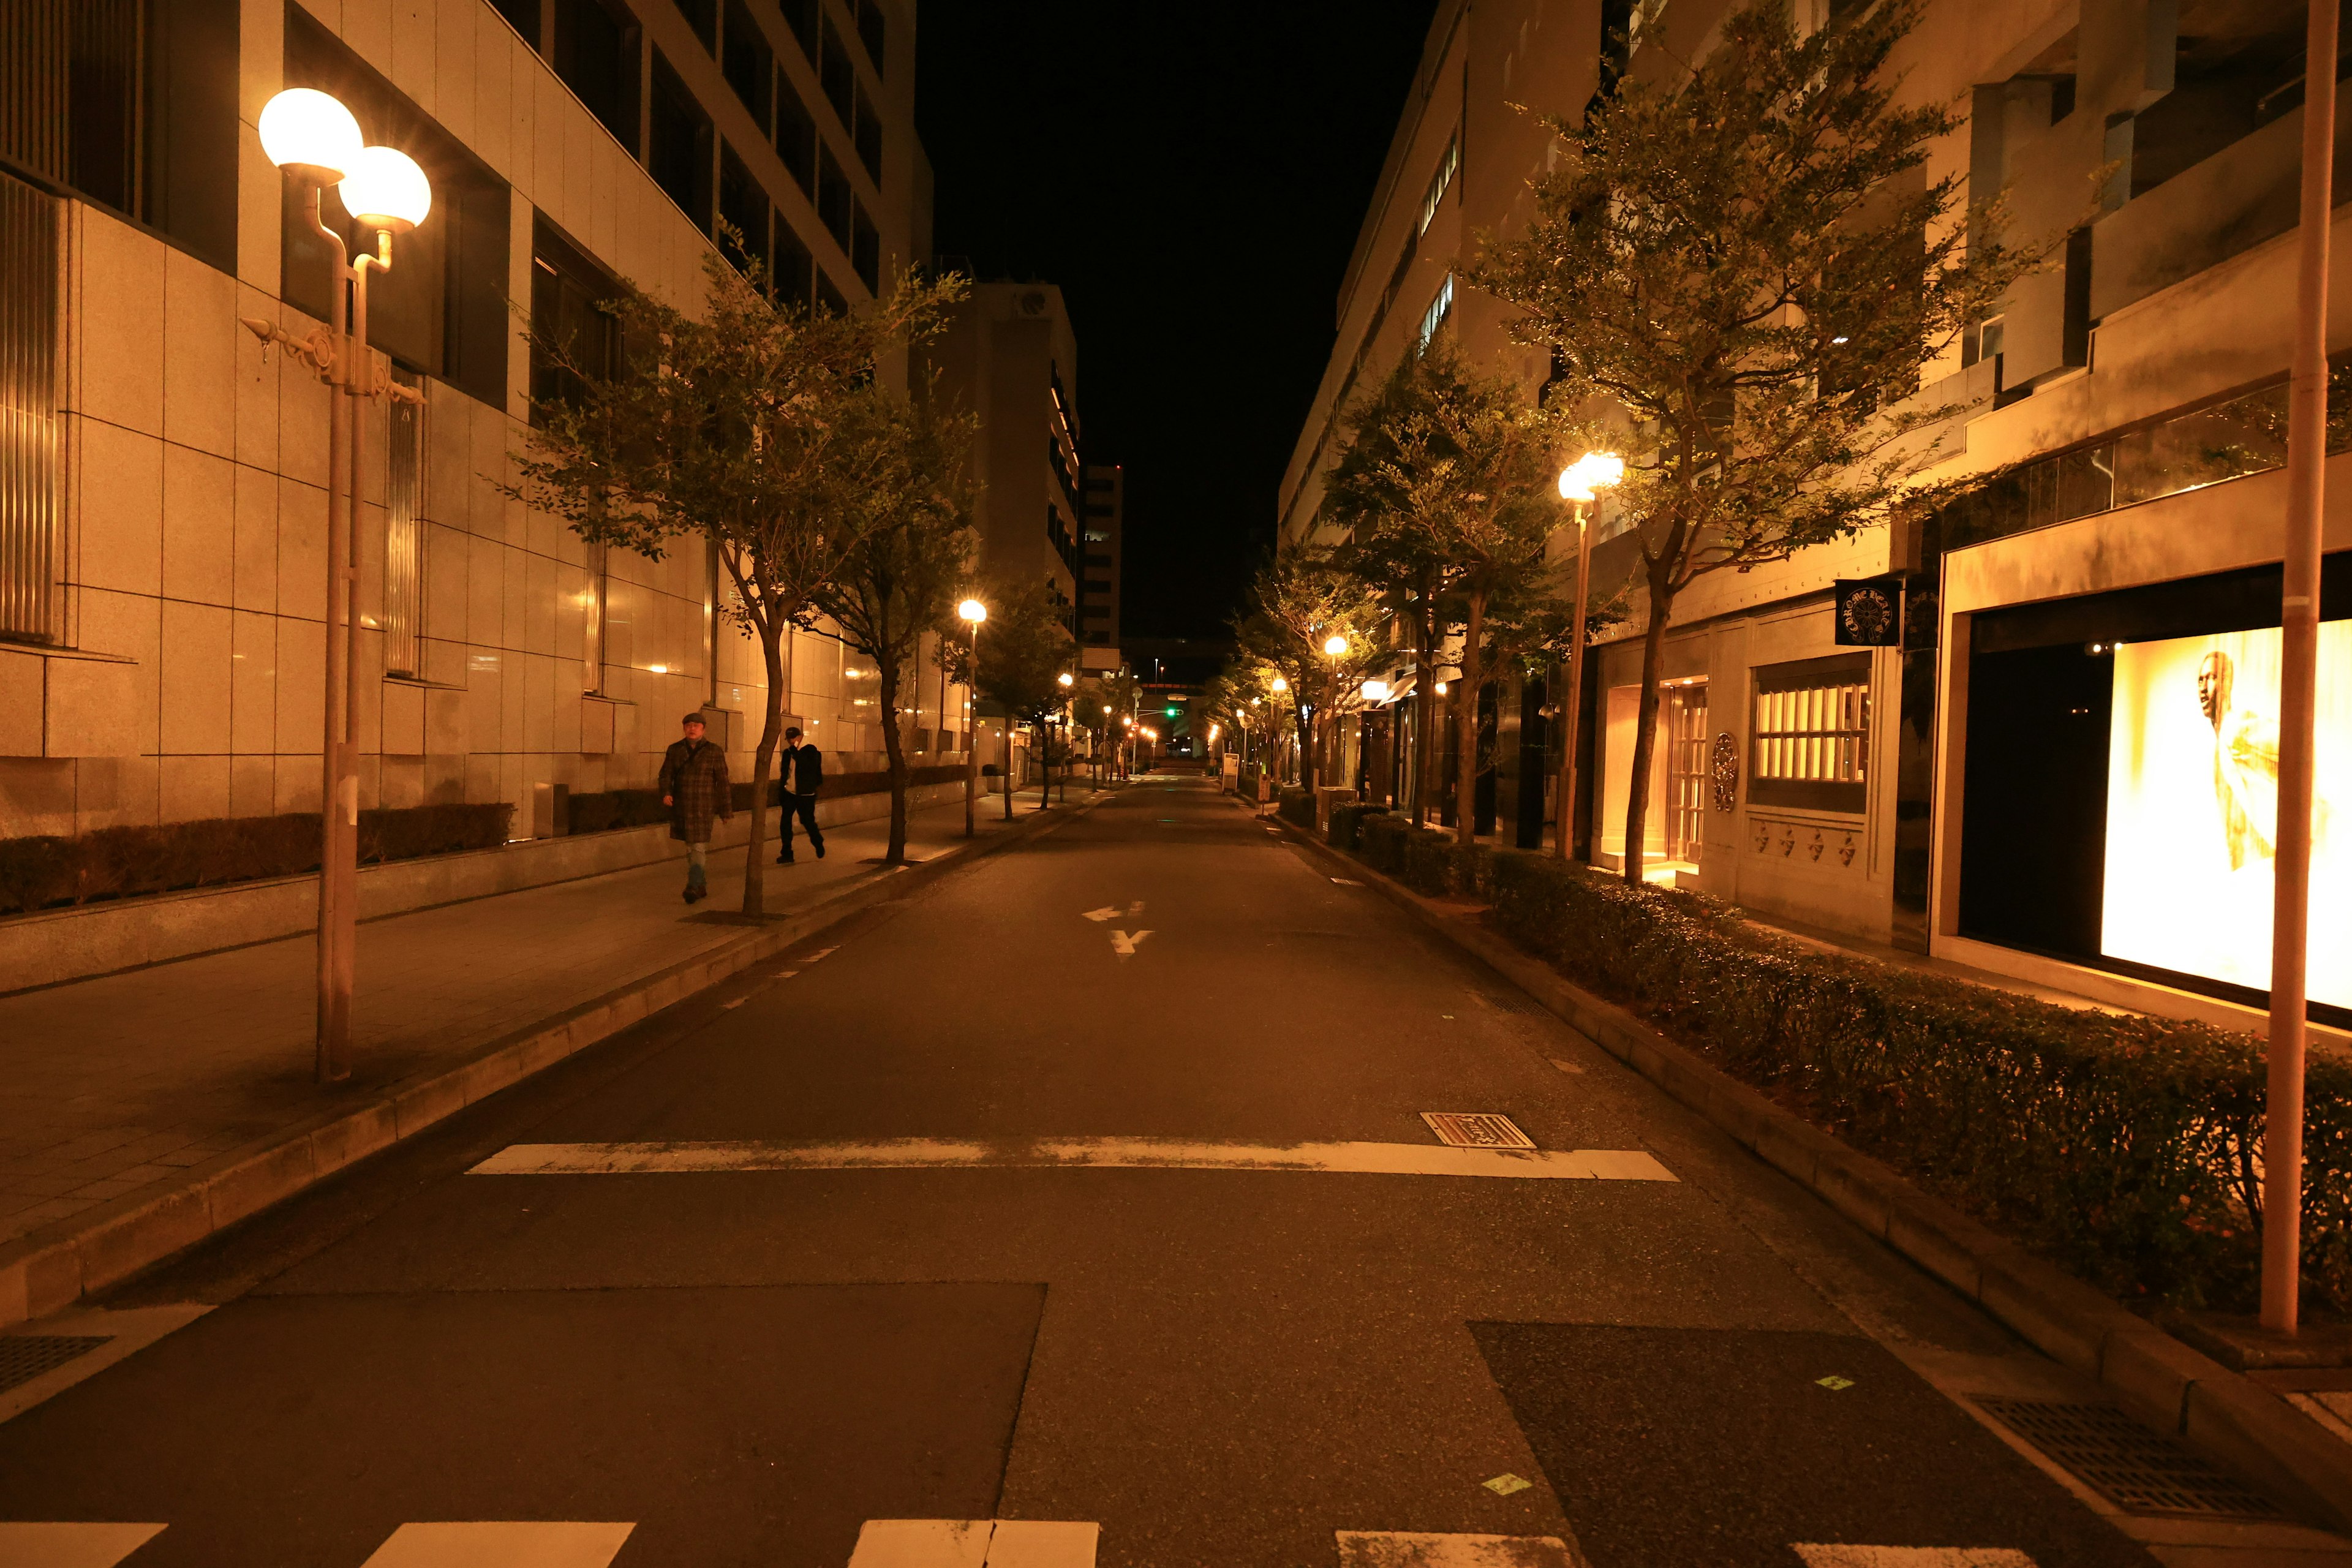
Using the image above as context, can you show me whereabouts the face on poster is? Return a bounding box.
[2101,622,2350,1009]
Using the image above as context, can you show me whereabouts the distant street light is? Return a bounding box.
[249,87,432,1085]
[958,598,986,833]
[1554,451,1626,862]
[1362,680,1389,703]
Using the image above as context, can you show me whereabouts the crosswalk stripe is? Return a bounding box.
[845,1519,1098,1568]
[358,1521,635,1567]
[0,1524,167,1568]
[1335,1531,1577,1567]
[469,1137,1676,1182]
[1792,1550,2036,1567]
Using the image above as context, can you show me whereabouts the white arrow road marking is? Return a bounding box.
[0,1525,168,1568]
[1792,1552,2035,1568]
[1082,907,1120,922]
[469,1137,1676,1181]
[1108,929,1152,956]
[847,1519,1098,1568]
[360,1523,636,1567]
[1336,1532,1578,1567]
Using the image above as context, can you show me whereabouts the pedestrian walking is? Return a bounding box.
[775,725,826,863]
[658,712,733,903]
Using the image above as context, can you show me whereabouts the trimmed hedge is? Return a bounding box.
[1326,801,1387,851]
[0,803,514,916]
[1358,813,1483,900]
[1472,846,2350,1317]
[1276,787,1316,827]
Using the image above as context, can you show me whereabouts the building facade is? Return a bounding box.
[1078,461,1120,668]
[1280,0,2351,1047]
[927,280,1084,641]
[0,0,974,848]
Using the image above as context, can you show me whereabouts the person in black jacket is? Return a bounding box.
[775,726,826,863]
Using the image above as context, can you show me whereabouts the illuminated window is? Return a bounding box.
[1750,655,1871,812]
[1417,132,1459,235]
[1417,274,1454,350]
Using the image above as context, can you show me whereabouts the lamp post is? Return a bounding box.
[249,90,433,1084]
[957,598,986,837]
[1553,452,1625,864]
[2262,0,2337,1338]
[1055,671,1074,805]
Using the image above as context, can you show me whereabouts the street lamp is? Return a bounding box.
[957,598,987,832]
[1553,451,1625,863]
[1055,671,1074,804]
[247,88,433,1084]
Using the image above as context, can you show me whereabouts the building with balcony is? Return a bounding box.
[1077,462,1121,669]
[1279,0,2352,1048]
[0,0,970,846]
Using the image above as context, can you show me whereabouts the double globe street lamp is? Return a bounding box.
[248,88,435,1082]
[957,598,986,832]
[1553,451,1625,862]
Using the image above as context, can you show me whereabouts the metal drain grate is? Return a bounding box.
[1420,1112,1536,1150]
[1973,1398,2284,1518]
[0,1335,111,1395]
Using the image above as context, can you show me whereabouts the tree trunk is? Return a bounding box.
[1456,588,1485,848]
[1620,559,1678,888]
[742,620,786,916]
[1294,698,1316,792]
[878,655,910,864]
[1412,570,1434,828]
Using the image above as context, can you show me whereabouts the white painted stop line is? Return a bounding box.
[468,1136,1676,1181]
[1792,1550,2036,1567]
[846,1519,1097,1567]
[1336,1532,1577,1567]
[360,1522,636,1567]
[0,1524,166,1568]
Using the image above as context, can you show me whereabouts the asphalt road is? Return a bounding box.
[0,778,2224,1567]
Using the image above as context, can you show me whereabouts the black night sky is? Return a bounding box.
[916,4,1439,644]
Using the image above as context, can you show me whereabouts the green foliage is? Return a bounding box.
[1470,849,2349,1316]
[1276,788,1316,829]
[1325,801,1389,851]
[1233,541,1388,791]
[965,574,1079,734]
[0,805,513,916]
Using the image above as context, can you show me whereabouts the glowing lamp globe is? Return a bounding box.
[1270,677,1287,693]
[1559,451,1626,502]
[957,598,987,624]
[339,146,432,234]
[259,89,364,184]
[1057,672,1074,688]
[1322,635,1348,657]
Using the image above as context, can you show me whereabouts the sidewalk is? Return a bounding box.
[0,786,1078,1275]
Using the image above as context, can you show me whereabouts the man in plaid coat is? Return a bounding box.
[658,712,733,903]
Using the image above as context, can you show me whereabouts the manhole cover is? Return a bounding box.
[0,1335,111,1395]
[1973,1398,2284,1518]
[1420,1112,1535,1150]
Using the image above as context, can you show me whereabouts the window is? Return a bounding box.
[850,200,878,293]
[674,0,715,52]
[383,373,426,677]
[774,67,815,194]
[854,0,886,75]
[853,85,883,179]
[583,541,610,695]
[815,269,847,316]
[1416,273,1454,350]
[1416,132,1458,235]
[0,170,62,644]
[648,50,713,230]
[529,216,619,425]
[820,9,856,126]
[491,0,541,41]
[282,12,511,405]
[718,143,770,273]
[720,1,772,132]
[1751,655,1871,813]
[1084,579,1111,595]
[553,0,640,153]
[771,219,813,309]
[778,0,818,61]
[816,142,852,249]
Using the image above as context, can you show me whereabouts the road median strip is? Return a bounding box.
[1255,801,2352,1534]
[0,804,1072,1332]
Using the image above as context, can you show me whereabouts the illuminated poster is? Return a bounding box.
[2101,623,2351,1008]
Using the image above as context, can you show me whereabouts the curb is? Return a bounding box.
[1265,809,2352,1533]
[0,802,1069,1330]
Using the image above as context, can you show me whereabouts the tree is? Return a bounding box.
[1325,338,1575,845]
[1233,543,1387,794]
[1471,0,2036,882]
[815,385,978,865]
[949,575,1077,813]
[514,249,966,913]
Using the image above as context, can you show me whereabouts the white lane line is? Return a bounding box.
[1336,1532,1577,1567]
[845,1520,1098,1568]
[359,1522,636,1567]
[802,947,837,962]
[1792,1551,2036,1567]
[0,1525,167,1568]
[469,1137,1676,1181]
[1107,929,1152,957]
